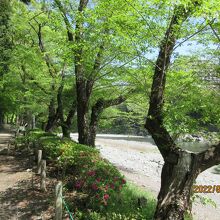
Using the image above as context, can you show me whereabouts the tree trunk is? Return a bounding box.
[10,114,15,124]
[88,125,96,147]
[144,3,206,219]
[154,150,199,220]
[32,115,36,129]
[76,93,90,144]
[56,77,76,139]
[0,109,4,126]
[74,0,91,145]
[45,98,57,132]
[88,95,130,146]
[55,0,106,146]
[61,125,70,138]
[62,101,76,139]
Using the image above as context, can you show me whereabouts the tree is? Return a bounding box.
[55,0,149,145]
[8,0,78,133]
[0,0,12,125]
[144,1,220,219]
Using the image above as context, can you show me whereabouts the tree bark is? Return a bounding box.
[154,150,197,220]
[74,0,90,145]
[57,85,76,139]
[62,100,76,138]
[0,109,4,126]
[45,97,57,132]
[56,74,76,138]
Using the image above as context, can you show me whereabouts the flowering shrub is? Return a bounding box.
[54,139,126,209]
[20,130,127,209]
[70,157,126,209]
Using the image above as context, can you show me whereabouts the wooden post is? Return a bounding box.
[40,160,46,192]
[55,181,62,220]
[7,141,11,155]
[37,150,42,174]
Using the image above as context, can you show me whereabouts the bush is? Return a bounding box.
[15,129,56,149]
[56,141,126,209]
[72,183,156,219]
[16,129,156,218]
[38,136,62,159]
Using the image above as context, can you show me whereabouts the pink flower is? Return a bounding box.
[96,178,101,182]
[110,184,115,189]
[88,170,96,176]
[122,179,126,184]
[105,185,109,190]
[75,180,84,189]
[91,183,99,191]
[103,194,110,200]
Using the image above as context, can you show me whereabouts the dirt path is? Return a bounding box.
[71,133,220,220]
[0,130,54,220]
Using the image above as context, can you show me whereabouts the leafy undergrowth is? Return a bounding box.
[71,183,156,220]
[16,130,156,219]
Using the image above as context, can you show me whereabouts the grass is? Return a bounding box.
[72,182,157,220]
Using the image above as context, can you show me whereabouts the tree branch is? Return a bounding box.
[173,19,214,51]
[78,0,89,12]
[145,6,192,158]
[94,55,139,82]
[21,65,49,95]
[90,89,135,126]
[198,142,220,172]
[29,22,57,78]
[210,23,220,43]
[54,0,74,41]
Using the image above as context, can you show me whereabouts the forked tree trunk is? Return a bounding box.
[61,107,76,139]
[61,101,76,139]
[55,0,103,146]
[88,95,129,146]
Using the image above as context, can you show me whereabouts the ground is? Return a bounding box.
[0,131,55,220]
[71,133,220,220]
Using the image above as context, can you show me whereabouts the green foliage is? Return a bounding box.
[72,183,156,220]
[164,56,220,138]
[192,194,217,208]
[20,130,128,210]
[0,0,12,77]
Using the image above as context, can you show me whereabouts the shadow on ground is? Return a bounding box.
[0,178,55,220]
[0,128,55,220]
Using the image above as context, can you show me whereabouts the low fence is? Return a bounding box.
[35,150,74,220]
